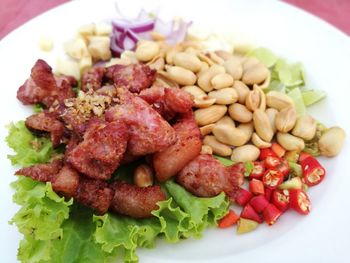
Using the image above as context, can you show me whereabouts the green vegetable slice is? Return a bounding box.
[287,88,306,116]
[213,155,234,166]
[248,47,278,68]
[302,90,326,106]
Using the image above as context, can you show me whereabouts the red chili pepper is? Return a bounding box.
[249,179,265,195]
[271,142,286,157]
[218,210,240,228]
[263,204,282,225]
[249,161,265,180]
[228,187,253,206]
[271,189,290,212]
[289,189,311,215]
[299,152,312,163]
[241,204,262,223]
[277,158,290,178]
[262,169,284,189]
[265,187,273,202]
[249,195,269,213]
[264,156,282,169]
[259,148,277,160]
[300,156,326,186]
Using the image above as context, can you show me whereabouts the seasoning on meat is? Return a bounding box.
[25,112,64,147]
[105,88,176,156]
[17,59,76,107]
[66,119,128,180]
[105,63,156,93]
[139,85,193,120]
[153,111,202,182]
[81,67,105,92]
[176,154,244,197]
[110,181,166,218]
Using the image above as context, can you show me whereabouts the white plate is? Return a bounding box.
[1,0,350,262]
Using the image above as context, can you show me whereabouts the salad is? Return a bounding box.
[6,7,346,263]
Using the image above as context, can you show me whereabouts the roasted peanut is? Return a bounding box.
[211,73,234,89]
[213,123,247,147]
[228,103,253,123]
[173,52,202,72]
[135,40,160,62]
[194,105,227,126]
[194,97,217,108]
[216,116,236,127]
[318,127,346,157]
[245,86,266,111]
[266,91,294,110]
[200,124,216,136]
[242,63,269,85]
[165,66,197,85]
[201,145,213,155]
[237,122,254,143]
[203,135,232,157]
[182,85,206,99]
[242,57,260,71]
[266,108,278,134]
[215,50,234,61]
[275,106,297,133]
[88,36,112,61]
[224,57,243,80]
[165,45,182,64]
[276,132,305,151]
[253,70,271,90]
[253,109,274,142]
[292,115,317,140]
[233,81,250,104]
[231,145,260,163]
[208,88,238,105]
[252,132,272,148]
[147,56,165,71]
[133,164,153,187]
[197,64,225,92]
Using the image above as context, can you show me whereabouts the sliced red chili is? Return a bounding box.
[262,169,284,189]
[263,204,282,225]
[264,156,282,169]
[249,195,269,213]
[259,148,277,160]
[271,189,290,212]
[300,156,326,186]
[299,152,312,163]
[249,179,265,195]
[218,210,240,228]
[276,158,290,178]
[249,161,265,180]
[228,187,253,206]
[289,189,311,215]
[271,142,286,157]
[265,187,273,202]
[241,204,262,223]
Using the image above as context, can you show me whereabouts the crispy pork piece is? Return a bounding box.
[110,181,166,218]
[105,63,156,93]
[74,177,114,214]
[176,154,244,197]
[25,112,64,147]
[139,85,193,120]
[15,159,63,182]
[81,67,105,92]
[66,120,128,180]
[17,59,75,107]
[105,88,176,156]
[52,165,80,197]
[153,111,202,182]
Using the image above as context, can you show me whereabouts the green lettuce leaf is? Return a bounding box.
[274,59,304,87]
[6,121,53,167]
[287,88,307,116]
[302,90,326,106]
[213,155,234,166]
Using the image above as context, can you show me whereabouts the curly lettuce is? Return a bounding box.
[7,120,229,263]
[6,121,53,167]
